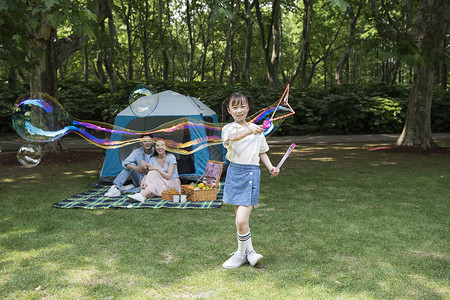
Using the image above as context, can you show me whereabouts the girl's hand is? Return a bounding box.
[270,167,280,177]
[253,125,264,135]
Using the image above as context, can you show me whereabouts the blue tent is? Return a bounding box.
[98,90,225,184]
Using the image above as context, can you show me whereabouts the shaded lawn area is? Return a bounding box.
[0,143,449,299]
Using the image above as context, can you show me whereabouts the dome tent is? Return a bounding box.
[98,90,225,185]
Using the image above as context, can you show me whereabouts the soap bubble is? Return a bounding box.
[17,144,42,167]
[11,86,295,153]
[12,92,74,143]
[129,85,159,117]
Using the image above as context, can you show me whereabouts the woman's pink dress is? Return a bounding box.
[142,170,181,196]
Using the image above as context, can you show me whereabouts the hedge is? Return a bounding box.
[1,80,449,136]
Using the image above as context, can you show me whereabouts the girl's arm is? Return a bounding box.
[260,153,279,177]
[226,124,264,142]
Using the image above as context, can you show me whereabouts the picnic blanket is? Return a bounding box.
[53,184,223,209]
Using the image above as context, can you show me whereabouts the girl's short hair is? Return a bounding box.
[221,92,253,122]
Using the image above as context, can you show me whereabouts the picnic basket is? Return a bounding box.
[181,183,218,202]
[181,160,224,202]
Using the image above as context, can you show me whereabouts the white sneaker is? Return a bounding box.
[119,184,135,193]
[222,252,247,269]
[128,193,146,203]
[104,185,121,197]
[247,250,263,267]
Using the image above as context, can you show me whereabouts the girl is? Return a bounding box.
[129,139,181,202]
[221,92,279,269]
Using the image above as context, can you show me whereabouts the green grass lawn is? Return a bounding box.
[1,143,449,299]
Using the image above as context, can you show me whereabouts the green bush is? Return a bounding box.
[430,89,450,132]
[1,80,449,137]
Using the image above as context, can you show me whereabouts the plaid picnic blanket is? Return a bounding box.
[53,184,223,209]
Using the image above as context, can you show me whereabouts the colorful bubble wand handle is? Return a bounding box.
[271,143,296,178]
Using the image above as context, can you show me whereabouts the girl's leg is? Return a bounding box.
[234,205,252,234]
[234,205,262,267]
[222,205,253,269]
[233,205,252,255]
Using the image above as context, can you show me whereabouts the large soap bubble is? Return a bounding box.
[129,85,159,117]
[17,144,42,167]
[10,86,295,154]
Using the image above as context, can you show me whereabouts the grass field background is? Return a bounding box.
[1,142,449,299]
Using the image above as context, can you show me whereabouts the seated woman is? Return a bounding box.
[129,139,181,202]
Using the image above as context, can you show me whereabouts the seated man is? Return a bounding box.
[104,134,154,197]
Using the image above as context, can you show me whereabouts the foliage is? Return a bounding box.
[431,89,450,132]
[3,0,444,89]
[2,80,449,137]
[0,0,97,70]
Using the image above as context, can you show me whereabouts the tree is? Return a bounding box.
[254,0,282,87]
[96,0,118,93]
[371,0,449,148]
[158,0,170,81]
[335,0,365,85]
[118,0,135,81]
[218,0,237,84]
[288,0,312,88]
[0,0,98,153]
[242,0,254,82]
[0,0,93,97]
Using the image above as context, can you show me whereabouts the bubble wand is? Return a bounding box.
[271,143,296,178]
[259,84,295,134]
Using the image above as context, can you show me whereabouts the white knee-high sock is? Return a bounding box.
[246,230,255,253]
[237,230,251,255]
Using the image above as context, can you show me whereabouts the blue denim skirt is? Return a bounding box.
[223,163,261,206]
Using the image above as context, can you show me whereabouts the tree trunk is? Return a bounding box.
[105,0,117,93]
[95,0,116,90]
[29,16,58,97]
[219,0,236,84]
[186,0,195,81]
[212,28,216,81]
[141,0,151,81]
[8,67,16,92]
[200,6,213,81]
[254,0,281,87]
[269,0,281,87]
[393,0,449,147]
[288,0,312,87]
[242,0,253,83]
[96,51,107,84]
[335,0,364,85]
[169,4,176,81]
[83,42,89,82]
[158,0,169,81]
[396,65,436,147]
[28,13,59,154]
[440,36,447,90]
[228,1,240,84]
[121,0,134,81]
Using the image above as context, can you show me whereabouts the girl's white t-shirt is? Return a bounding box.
[222,122,269,165]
